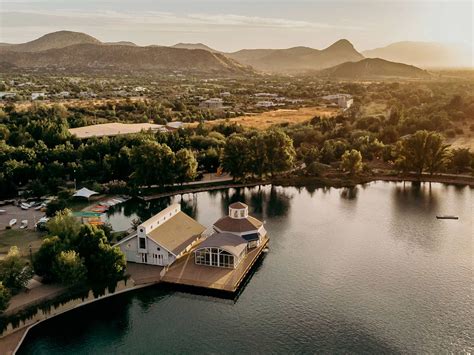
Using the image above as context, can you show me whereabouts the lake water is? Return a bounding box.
[19,182,473,354]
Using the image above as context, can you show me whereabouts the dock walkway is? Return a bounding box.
[162,237,269,292]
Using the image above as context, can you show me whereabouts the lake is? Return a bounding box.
[18,182,473,354]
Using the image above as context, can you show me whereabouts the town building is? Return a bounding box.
[115,204,206,266]
[199,98,224,109]
[31,92,46,100]
[256,100,275,108]
[321,94,354,109]
[193,202,267,269]
[0,92,17,100]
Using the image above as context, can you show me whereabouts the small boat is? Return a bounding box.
[20,203,30,210]
[9,219,17,227]
[20,220,28,229]
[0,209,6,214]
[436,215,459,220]
[263,247,270,253]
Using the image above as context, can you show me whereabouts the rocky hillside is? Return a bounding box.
[0,30,101,52]
[318,58,430,79]
[227,39,364,73]
[0,43,251,74]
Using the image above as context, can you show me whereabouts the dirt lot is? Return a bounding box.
[188,106,340,130]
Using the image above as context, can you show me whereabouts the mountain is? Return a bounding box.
[318,58,430,79]
[0,30,101,52]
[226,39,364,73]
[105,41,137,46]
[0,43,251,74]
[172,43,221,53]
[362,42,472,68]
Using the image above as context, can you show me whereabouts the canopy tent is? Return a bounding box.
[73,187,99,199]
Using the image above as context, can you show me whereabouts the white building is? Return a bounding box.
[0,92,17,100]
[256,101,275,108]
[199,98,224,109]
[322,94,353,109]
[194,202,267,269]
[115,204,206,266]
[31,92,46,100]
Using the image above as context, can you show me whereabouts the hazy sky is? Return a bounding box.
[0,0,472,52]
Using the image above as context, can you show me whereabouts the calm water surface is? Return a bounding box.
[19,182,473,354]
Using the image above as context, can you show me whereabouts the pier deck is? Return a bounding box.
[162,237,268,292]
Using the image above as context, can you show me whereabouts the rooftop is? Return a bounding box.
[229,202,248,209]
[197,232,247,257]
[69,122,166,139]
[147,211,206,256]
[214,215,262,233]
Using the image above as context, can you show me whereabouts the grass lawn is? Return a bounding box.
[0,229,44,258]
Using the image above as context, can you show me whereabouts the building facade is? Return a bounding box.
[115,204,206,266]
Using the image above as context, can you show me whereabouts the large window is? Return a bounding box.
[139,237,146,249]
[195,248,235,268]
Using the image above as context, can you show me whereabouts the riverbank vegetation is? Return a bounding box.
[0,75,473,199]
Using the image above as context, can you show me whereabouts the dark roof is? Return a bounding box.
[229,202,248,209]
[241,233,260,241]
[196,233,247,256]
[213,215,262,233]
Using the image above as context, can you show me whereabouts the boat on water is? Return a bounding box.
[20,220,28,229]
[9,219,17,227]
[436,215,459,220]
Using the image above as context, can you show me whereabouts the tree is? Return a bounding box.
[0,282,11,313]
[263,129,296,176]
[33,236,64,282]
[248,133,267,178]
[52,250,87,286]
[45,198,67,217]
[221,134,250,180]
[395,130,449,176]
[130,141,175,187]
[0,247,34,293]
[341,149,363,175]
[46,209,81,242]
[174,148,198,184]
[449,148,472,173]
[75,225,126,283]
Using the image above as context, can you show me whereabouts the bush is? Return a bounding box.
[52,251,87,286]
[0,282,11,313]
[46,199,67,217]
[0,247,34,294]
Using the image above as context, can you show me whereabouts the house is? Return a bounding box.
[31,92,46,100]
[193,202,267,269]
[256,100,275,108]
[321,94,353,109]
[0,92,17,100]
[115,204,206,266]
[199,98,224,109]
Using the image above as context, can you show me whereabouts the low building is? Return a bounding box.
[31,92,46,100]
[194,232,247,269]
[256,100,275,108]
[321,94,353,109]
[193,202,266,269]
[0,92,17,100]
[116,204,206,266]
[199,98,224,109]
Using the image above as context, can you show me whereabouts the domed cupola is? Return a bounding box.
[228,202,248,219]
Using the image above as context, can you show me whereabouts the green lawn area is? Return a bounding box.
[0,229,44,257]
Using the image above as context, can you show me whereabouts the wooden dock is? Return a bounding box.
[162,237,269,292]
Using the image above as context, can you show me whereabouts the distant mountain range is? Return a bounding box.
[318,58,430,79]
[362,41,472,68]
[0,31,250,74]
[1,30,466,78]
[227,39,364,73]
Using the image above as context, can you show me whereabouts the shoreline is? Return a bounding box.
[1,174,472,353]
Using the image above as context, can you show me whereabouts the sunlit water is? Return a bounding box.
[19,182,473,354]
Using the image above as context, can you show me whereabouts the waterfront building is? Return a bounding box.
[116,204,206,266]
[193,202,267,269]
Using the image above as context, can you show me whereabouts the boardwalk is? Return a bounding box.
[162,237,269,292]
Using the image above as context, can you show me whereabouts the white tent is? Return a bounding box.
[73,187,99,199]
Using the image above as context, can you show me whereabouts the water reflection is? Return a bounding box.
[340,186,359,200]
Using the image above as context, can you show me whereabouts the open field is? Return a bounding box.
[0,97,146,111]
[188,106,340,130]
[447,133,474,151]
[0,229,43,258]
[360,102,388,116]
